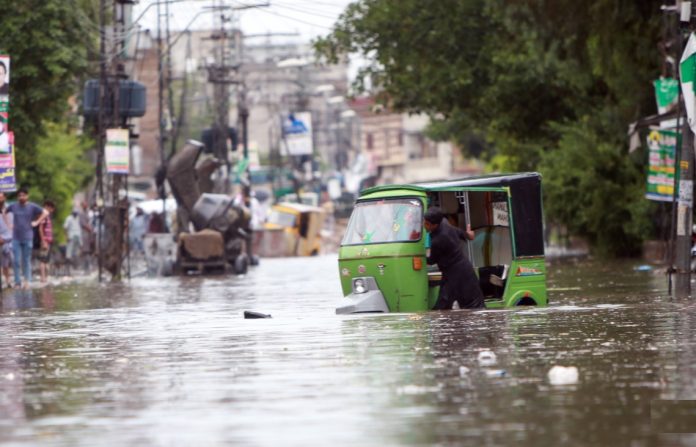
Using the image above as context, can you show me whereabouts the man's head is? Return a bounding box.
[81,200,88,211]
[17,187,28,204]
[136,207,144,215]
[43,199,55,213]
[424,207,444,233]
[0,192,6,206]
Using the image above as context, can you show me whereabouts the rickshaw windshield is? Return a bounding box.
[342,198,423,245]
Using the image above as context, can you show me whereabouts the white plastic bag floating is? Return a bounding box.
[548,365,579,385]
[477,350,497,366]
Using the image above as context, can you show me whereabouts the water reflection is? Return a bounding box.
[1,257,696,445]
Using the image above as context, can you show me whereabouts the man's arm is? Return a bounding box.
[426,233,441,265]
[32,207,49,227]
[38,220,45,243]
[465,223,475,241]
[81,215,93,233]
[456,224,475,241]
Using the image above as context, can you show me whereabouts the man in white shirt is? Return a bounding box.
[64,209,82,267]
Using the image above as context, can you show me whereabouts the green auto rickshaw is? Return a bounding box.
[336,172,547,313]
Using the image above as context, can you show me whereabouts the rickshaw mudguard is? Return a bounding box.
[336,278,390,314]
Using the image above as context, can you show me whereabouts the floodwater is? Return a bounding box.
[1,256,696,446]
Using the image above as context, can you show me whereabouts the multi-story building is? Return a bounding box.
[346,97,462,189]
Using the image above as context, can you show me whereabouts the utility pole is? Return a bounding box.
[97,0,107,282]
[104,0,131,281]
[205,2,268,192]
[157,0,169,224]
[665,0,695,297]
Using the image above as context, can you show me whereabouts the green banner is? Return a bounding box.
[654,78,679,114]
[646,129,677,202]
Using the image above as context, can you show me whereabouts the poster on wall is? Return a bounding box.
[646,129,677,202]
[105,128,130,174]
[0,130,16,192]
[0,55,9,112]
[0,112,9,154]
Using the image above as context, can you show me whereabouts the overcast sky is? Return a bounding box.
[133,0,353,41]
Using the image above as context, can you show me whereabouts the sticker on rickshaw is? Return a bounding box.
[516,266,543,277]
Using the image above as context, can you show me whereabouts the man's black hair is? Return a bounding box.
[17,187,28,195]
[43,199,55,208]
[424,207,444,225]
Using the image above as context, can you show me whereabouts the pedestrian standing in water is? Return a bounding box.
[63,209,82,269]
[424,207,484,309]
[7,187,49,289]
[38,200,55,284]
[79,201,93,272]
[0,191,13,286]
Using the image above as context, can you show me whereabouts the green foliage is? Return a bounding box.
[539,116,654,256]
[30,123,93,243]
[0,0,98,240]
[0,0,97,157]
[317,0,663,255]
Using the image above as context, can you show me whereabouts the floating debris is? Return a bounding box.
[484,369,507,378]
[548,366,579,385]
[244,311,272,319]
[477,350,497,366]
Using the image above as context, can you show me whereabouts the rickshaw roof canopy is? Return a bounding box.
[360,172,544,257]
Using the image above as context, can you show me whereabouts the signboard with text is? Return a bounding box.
[646,129,677,202]
[105,128,130,174]
[282,112,313,156]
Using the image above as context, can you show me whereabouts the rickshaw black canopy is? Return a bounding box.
[416,172,544,258]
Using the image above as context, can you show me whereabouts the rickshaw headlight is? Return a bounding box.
[353,278,367,294]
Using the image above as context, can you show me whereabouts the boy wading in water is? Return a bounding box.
[38,200,55,284]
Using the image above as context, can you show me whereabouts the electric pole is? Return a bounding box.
[667,1,695,297]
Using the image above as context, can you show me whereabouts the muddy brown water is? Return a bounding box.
[1,256,695,446]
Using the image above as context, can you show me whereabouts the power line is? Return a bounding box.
[268,3,342,20]
[233,2,335,29]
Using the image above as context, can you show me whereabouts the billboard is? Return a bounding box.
[282,112,313,156]
[646,129,677,202]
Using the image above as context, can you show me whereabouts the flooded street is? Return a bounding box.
[1,256,696,446]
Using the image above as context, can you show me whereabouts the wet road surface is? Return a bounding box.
[1,256,696,446]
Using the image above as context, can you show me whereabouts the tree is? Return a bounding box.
[32,123,94,243]
[0,0,98,232]
[316,0,663,255]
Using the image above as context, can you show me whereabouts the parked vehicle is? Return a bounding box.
[336,172,547,313]
[255,202,324,257]
[164,140,252,275]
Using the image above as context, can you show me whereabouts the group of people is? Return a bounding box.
[0,189,94,289]
[128,206,166,255]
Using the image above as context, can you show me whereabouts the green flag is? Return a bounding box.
[680,33,696,132]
